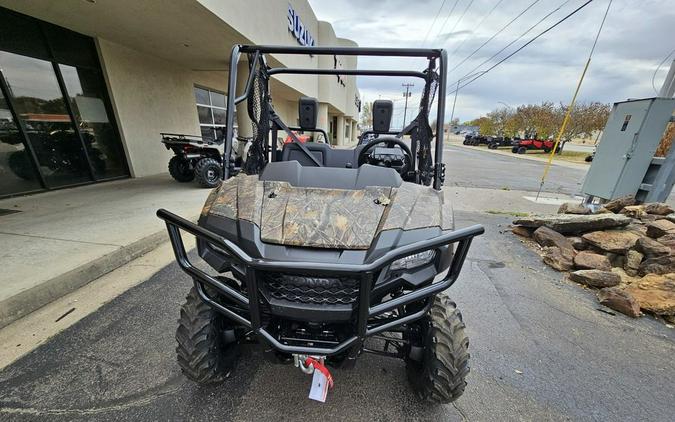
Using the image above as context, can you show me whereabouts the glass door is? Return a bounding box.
[0,51,91,188]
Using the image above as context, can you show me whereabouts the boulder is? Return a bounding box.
[662,213,675,223]
[542,246,575,272]
[624,273,675,315]
[635,237,671,258]
[573,251,611,271]
[533,226,574,250]
[581,231,640,254]
[644,202,674,216]
[624,223,648,237]
[569,270,621,288]
[597,287,641,317]
[511,225,532,238]
[568,236,587,251]
[645,219,675,238]
[639,214,659,223]
[619,205,645,218]
[596,207,613,214]
[604,196,636,213]
[639,255,675,276]
[512,214,631,234]
[558,202,591,215]
[657,233,675,250]
[624,250,644,276]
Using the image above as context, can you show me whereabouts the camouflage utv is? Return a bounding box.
[157,45,483,403]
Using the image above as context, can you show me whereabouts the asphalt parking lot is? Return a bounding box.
[1,148,673,421]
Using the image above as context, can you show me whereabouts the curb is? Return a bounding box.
[446,143,590,171]
[0,229,169,329]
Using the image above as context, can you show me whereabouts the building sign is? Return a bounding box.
[287,4,315,47]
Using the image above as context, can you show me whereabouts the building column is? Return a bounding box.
[336,115,345,146]
[235,60,252,139]
[318,103,329,142]
[351,120,357,143]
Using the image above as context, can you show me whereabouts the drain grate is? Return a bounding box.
[0,208,21,216]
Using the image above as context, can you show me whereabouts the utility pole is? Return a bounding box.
[659,59,675,97]
[402,83,414,127]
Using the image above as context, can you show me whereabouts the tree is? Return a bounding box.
[359,101,373,129]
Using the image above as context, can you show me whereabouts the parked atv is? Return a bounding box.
[161,133,249,188]
[511,138,560,154]
[487,136,514,149]
[157,45,483,404]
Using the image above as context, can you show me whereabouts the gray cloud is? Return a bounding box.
[309,0,675,123]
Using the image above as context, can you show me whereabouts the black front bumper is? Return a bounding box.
[157,208,484,356]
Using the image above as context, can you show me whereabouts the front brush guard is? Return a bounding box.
[157,208,484,356]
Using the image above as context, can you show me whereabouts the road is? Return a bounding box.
[443,145,588,196]
[1,149,673,421]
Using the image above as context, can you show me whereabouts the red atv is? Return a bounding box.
[511,139,560,154]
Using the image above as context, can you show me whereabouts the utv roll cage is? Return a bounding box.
[221,45,449,190]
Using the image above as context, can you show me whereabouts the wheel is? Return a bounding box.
[517,146,527,154]
[585,154,593,162]
[194,157,222,188]
[8,150,36,180]
[543,147,551,153]
[405,294,470,404]
[511,146,518,153]
[168,156,194,182]
[175,286,240,384]
[462,139,469,145]
[488,143,496,149]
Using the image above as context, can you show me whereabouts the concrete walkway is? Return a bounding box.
[0,175,210,327]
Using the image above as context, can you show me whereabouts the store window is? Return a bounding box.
[0,6,128,197]
[194,86,228,141]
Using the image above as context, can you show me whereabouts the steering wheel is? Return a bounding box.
[357,136,413,177]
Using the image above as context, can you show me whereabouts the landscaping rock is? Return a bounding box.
[657,233,675,250]
[568,236,587,250]
[639,255,675,276]
[542,246,575,271]
[625,250,644,276]
[512,214,631,234]
[639,214,659,223]
[645,219,675,238]
[511,225,533,238]
[558,202,591,215]
[581,231,640,254]
[574,251,611,271]
[533,226,574,250]
[635,237,671,258]
[597,287,641,317]
[569,270,621,288]
[662,213,675,223]
[596,207,612,214]
[644,202,674,216]
[619,205,645,218]
[604,196,636,213]
[624,223,648,237]
[625,273,675,315]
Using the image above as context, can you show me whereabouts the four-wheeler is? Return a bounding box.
[511,138,561,154]
[487,136,514,149]
[161,133,250,188]
[463,134,489,146]
[157,45,483,403]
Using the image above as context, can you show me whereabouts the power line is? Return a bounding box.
[456,0,573,86]
[430,0,461,47]
[421,0,448,46]
[438,0,475,46]
[447,0,596,96]
[448,0,542,73]
[447,0,505,62]
[651,48,675,95]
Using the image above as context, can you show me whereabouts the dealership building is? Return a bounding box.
[0,0,361,197]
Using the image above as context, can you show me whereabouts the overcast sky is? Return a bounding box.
[308,0,675,127]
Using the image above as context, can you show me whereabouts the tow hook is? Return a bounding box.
[293,354,324,374]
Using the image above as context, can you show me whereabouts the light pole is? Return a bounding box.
[448,71,486,130]
[402,83,414,127]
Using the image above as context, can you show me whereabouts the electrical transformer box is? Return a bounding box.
[582,97,675,200]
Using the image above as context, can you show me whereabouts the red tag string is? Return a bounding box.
[305,357,334,389]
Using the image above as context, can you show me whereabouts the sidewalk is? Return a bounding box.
[0,175,210,328]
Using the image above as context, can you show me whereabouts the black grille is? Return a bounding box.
[263,273,359,305]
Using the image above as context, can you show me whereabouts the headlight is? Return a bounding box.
[390,250,436,270]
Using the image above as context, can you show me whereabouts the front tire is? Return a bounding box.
[169,156,194,182]
[195,157,222,188]
[517,146,527,154]
[405,294,470,404]
[175,287,239,384]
